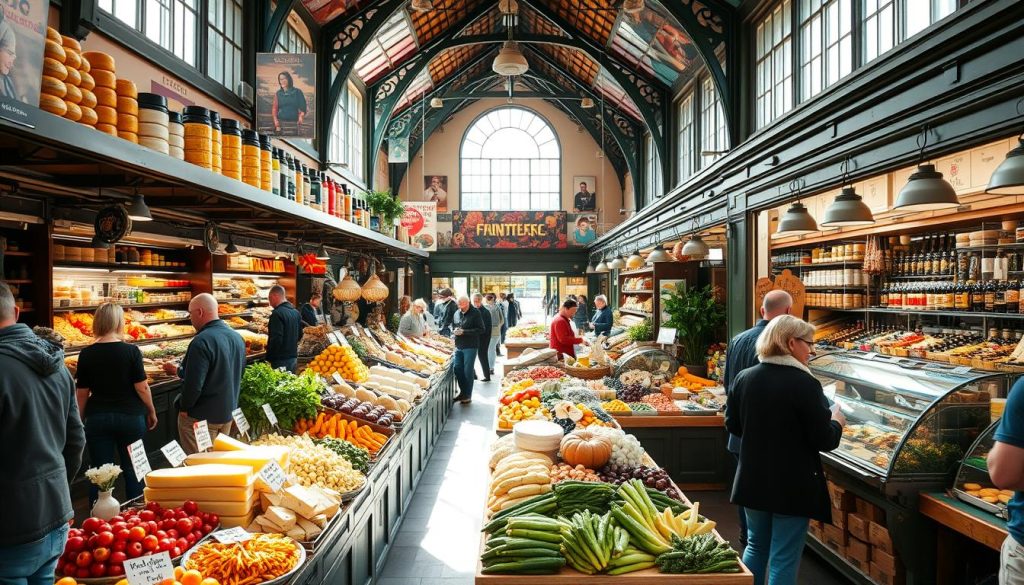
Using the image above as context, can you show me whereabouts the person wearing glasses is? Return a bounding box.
[725,315,846,585]
[163,293,246,453]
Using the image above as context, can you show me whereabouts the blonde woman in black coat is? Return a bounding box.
[725,315,846,585]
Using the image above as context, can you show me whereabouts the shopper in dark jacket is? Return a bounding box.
[0,283,85,577]
[299,293,321,327]
[590,295,613,337]
[573,295,590,332]
[723,289,792,546]
[506,293,521,328]
[267,285,302,372]
[726,315,845,585]
[435,289,458,336]
[472,293,492,382]
[163,294,246,453]
[452,296,484,403]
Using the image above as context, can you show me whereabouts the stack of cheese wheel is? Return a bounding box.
[210,111,223,174]
[259,133,273,192]
[39,28,69,118]
[167,111,185,160]
[82,50,118,136]
[220,118,242,179]
[77,49,98,127]
[59,35,83,123]
[115,79,139,144]
[137,93,170,154]
[240,129,261,187]
[182,106,213,169]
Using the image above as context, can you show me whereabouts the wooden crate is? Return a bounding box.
[831,507,847,530]
[846,537,871,565]
[869,521,893,554]
[855,498,886,524]
[872,547,896,574]
[823,524,849,549]
[828,481,856,511]
[847,512,869,542]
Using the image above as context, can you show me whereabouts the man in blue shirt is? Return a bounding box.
[988,377,1024,584]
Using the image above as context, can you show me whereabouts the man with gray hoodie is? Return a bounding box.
[0,282,86,582]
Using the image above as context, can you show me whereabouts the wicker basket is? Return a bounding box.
[560,364,612,380]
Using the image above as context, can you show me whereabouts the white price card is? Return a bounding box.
[160,441,187,467]
[211,526,253,543]
[656,327,677,345]
[231,408,251,437]
[863,352,878,360]
[262,403,279,427]
[953,366,972,374]
[258,460,286,492]
[332,372,346,386]
[127,439,151,479]
[124,551,173,585]
[193,420,213,452]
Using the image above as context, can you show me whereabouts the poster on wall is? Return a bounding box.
[300,0,358,24]
[256,52,316,139]
[573,176,597,212]
[570,214,598,246]
[402,201,437,252]
[423,175,448,212]
[0,0,48,127]
[616,2,699,85]
[388,136,408,163]
[450,211,567,249]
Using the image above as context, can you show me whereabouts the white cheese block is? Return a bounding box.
[513,420,564,453]
[265,505,297,530]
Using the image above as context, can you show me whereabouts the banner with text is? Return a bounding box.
[256,53,316,139]
[0,0,48,128]
[449,211,567,249]
[403,201,437,252]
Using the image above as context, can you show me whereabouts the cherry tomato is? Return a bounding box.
[68,528,84,538]
[77,568,92,579]
[65,536,86,553]
[142,535,159,552]
[90,562,107,578]
[185,533,196,545]
[95,531,115,547]
[114,528,131,542]
[175,519,193,534]
[97,522,111,533]
[171,547,182,558]
[207,514,219,526]
[145,521,158,534]
[159,520,174,531]
[158,538,174,552]
[191,530,202,541]
[162,509,176,520]
[92,547,110,562]
[175,510,188,520]
[182,501,199,515]
[112,540,126,553]
[76,552,93,567]
[145,501,162,512]
[110,551,126,565]
[107,563,124,577]
[81,518,101,534]
[138,510,156,522]
[202,524,213,535]
[110,521,128,533]
[166,529,179,539]
[175,538,188,551]
[126,518,141,527]
[128,526,146,542]
[126,542,143,559]
[62,562,78,576]
[88,534,100,548]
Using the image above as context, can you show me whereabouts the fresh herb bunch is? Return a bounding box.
[627,319,653,342]
[347,336,368,359]
[655,534,741,574]
[364,189,406,229]
[315,436,371,473]
[239,363,323,436]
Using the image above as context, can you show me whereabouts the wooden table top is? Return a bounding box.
[919,492,1008,551]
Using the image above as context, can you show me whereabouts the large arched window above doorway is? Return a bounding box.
[460,107,560,211]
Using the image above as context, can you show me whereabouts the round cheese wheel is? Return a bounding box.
[117,113,139,134]
[63,101,83,122]
[63,49,82,71]
[118,131,139,144]
[81,51,114,72]
[169,146,185,160]
[140,136,170,154]
[39,94,68,117]
[95,105,117,126]
[115,79,138,99]
[44,40,66,64]
[43,57,68,81]
[168,133,184,148]
[80,89,97,109]
[221,160,241,172]
[138,109,170,125]
[78,53,91,74]
[79,106,98,126]
[94,87,117,108]
[65,84,83,105]
[95,123,118,136]
[138,121,170,141]
[78,71,95,91]
[91,69,116,90]
[184,137,212,151]
[40,76,68,99]
[46,27,61,43]
[61,35,82,52]
[64,66,82,88]
[116,97,139,116]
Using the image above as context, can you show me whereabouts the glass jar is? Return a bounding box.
[210,111,222,175]
[221,119,242,180]
[182,106,213,169]
[259,134,272,192]
[240,129,261,187]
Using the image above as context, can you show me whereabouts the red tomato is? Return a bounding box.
[65,536,86,552]
[110,551,126,565]
[77,568,92,579]
[112,540,126,553]
[126,518,141,527]
[114,528,130,542]
[128,526,146,542]
[90,562,107,578]
[97,522,111,534]
[81,518,101,534]
[185,533,196,545]
[88,534,100,549]
[62,562,78,576]
[191,530,202,542]
[175,510,188,520]
[75,551,93,567]
[162,509,176,520]
[158,538,174,552]
[92,547,110,562]
[175,518,193,534]
[182,501,199,515]
[159,520,174,531]
[145,521,158,534]
[107,563,124,577]
[95,531,115,547]
[145,501,162,512]
[202,524,213,535]
[175,538,188,551]
[68,528,84,538]
[110,521,127,532]
[138,510,156,522]
[166,529,178,539]
[155,530,167,540]
[126,542,143,559]
[142,535,159,552]
[171,547,182,558]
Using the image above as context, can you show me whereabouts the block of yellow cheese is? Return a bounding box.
[144,483,255,503]
[146,491,258,517]
[184,446,290,472]
[213,433,249,451]
[264,506,297,530]
[217,510,257,529]
[144,464,252,488]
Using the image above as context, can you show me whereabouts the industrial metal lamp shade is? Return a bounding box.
[224,237,239,255]
[681,235,710,258]
[986,140,1024,195]
[777,202,818,235]
[820,187,875,227]
[586,261,596,274]
[595,258,610,273]
[894,164,960,211]
[608,255,626,270]
[126,194,152,221]
[626,251,645,269]
[646,247,671,264]
[315,243,330,260]
[493,42,529,76]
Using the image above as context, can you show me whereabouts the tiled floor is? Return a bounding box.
[378,356,854,585]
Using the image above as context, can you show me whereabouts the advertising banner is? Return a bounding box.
[403,201,437,252]
[256,52,316,138]
[450,211,567,249]
[0,0,48,127]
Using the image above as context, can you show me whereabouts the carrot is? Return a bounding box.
[310,412,325,434]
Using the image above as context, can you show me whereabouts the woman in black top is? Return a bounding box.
[76,303,157,502]
[272,71,307,133]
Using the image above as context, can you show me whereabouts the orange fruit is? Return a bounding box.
[174,567,185,580]
[200,579,220,585]
[180,569,203,585]
[57,578,78,585]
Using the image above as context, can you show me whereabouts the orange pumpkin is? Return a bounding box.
[560,431,612,469]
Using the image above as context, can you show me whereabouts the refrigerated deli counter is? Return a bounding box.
[808,350,1013,584]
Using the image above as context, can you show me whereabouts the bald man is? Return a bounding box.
[163,293,247,453]
[723,289,793,547]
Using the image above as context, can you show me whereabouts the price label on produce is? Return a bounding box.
[863,352,878,360]
[258,460,286,492]
[332,373,346,386]
[210,527,253,544]
[262,403,279,427]
[232,408,251,438]
[953,365,972,374]
[193,420,213,452]
[656,327,677,345]
[124,551,174,585]
[127,439,151,479]
[160,441,187,467]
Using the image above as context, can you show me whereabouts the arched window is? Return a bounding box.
[460,107,560,210]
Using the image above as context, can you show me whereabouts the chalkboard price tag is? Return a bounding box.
[128,439,151,479]
[160,441,187,467]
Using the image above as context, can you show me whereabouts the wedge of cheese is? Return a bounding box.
[218,509,257,528]
[264,506,297,531]
[145,491,258,517]
[144,483,254,503]
[213,434,250,451]
[185,446,290,472]
[144,464,252,488]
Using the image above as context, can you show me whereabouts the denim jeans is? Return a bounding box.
[730,451,748,548]
[487,336,499,370]
[1002,535,1024,585]
[0,523,69,585]
[85,412,147,502]
[453,347,477,399]
[500,324,507,345]
[477,340,491,377]
[743,509,810,585]
[270,358,297,373]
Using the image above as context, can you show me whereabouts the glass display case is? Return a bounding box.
[615,347,678,383]
[809,350,1010,484]
[952,420,1012,518]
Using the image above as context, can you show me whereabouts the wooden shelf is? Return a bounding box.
[773,260,863,269]
[804,285,868,290]
[1,250,31,256]
[54,300,190,312]
[956,242,1024,252]
[619,308,653,317]
[617,267,654,276]
[53,262,188,273]
[807,306,1024,320]
[621,289,654,294]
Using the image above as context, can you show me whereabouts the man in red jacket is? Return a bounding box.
[549,299,589,359]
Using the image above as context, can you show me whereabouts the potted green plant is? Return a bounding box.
[365,189,406,237]
[661,284,726,376]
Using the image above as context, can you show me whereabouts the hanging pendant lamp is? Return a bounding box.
[608,253,626,270]
[646,242,671,264]
[626,250,645,269]
[126,194,152,221]
[822,186,875,227]
[681,234,710,258]
[586,259,596,274]
[986,138,1024,195]
[777,202,818,235]
[595,257,610,273]
[894,127,960,211]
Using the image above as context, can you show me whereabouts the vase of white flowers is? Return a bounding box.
[85,464,123,520]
